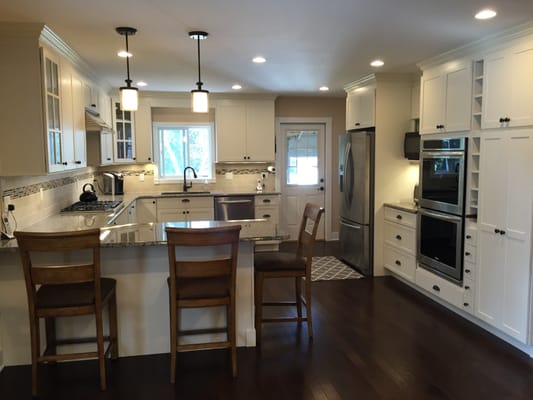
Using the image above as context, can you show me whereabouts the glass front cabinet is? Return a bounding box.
[113,101,136,163]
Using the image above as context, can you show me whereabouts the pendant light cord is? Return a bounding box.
[196,36,203,89]
[125,33,132,87]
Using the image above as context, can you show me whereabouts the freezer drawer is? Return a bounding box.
[339,220,372,275]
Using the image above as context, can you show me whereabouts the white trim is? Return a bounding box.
[276,117,333,241]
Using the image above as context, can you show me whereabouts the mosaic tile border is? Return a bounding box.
[3,172,96,200]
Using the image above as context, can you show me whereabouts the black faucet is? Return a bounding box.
[183,166,197,192]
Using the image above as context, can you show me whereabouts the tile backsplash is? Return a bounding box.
[1,163,276,230]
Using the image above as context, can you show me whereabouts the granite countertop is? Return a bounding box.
[384,202,419,213]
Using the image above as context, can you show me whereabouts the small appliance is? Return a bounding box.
[103,172,124,195]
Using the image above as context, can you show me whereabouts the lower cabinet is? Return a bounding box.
[136,198,157,223]
[254,194,280,252]
[383,206,417,282]
[157,196,214,222]
[415,267,465,308]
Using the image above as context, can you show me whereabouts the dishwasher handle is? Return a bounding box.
[217,199,253,204]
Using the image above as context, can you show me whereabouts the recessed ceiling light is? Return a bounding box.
[137,81,147,87]
[117,51,132,58]
[370,59,384,67]
[475,9,497,20]
[252,56,266,64]
[232,84,242,90]
[319,86,329,91]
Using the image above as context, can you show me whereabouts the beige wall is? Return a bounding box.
[275,96,346,234]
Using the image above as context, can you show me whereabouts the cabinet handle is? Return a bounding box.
[396,214,402,220]
[133,157,136,160]
[263,199,271,203]
[182,199,190,203]
[355,122,360,126]
[148,157,152,161]
[62,162,68,166]
[494,228,500,234]
[395,260,401,266]
[465,269,471,274]
[499,118,505,123]
[107,158,111,161]
[75,160,82,164]
[395,235,402,241]
[432,285,440,292]
[465,285,470,290]
[499,230,506,235]
[504,117,510,123]
[465,252,471,256]
[466,234,472,239]
[464,302,469,307]
[263,214,271,218]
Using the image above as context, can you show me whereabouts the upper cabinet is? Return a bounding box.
[134,98,153,164]
[215,99,275,162]
[419,62,472,134]
[345,86,375,130]
[482,41,533,129]
[112,100,136,163]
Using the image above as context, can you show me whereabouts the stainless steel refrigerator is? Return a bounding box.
[339,128,375,276]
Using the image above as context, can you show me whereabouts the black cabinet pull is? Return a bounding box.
[465,252,471,256]
[465,269,471,274]
[500,230,506,235]
[355,122,360,126]
[133,157,136,160]
[395,260,401,266]
[148,157,152,161]
[499,117,505,123]
[432,285,440,292]
[466,234,472,239]
[464,302,469,307]
[465,285,470,290]
[504,117,510,123]
[263,214,271,218]
[263,199,271,203]
[395,235,402,240]
[396,214,402,220]
[182,199,190,203]
[75,160,82,164]
[494,228,500,234]
[152,200,156,204]
[107,157,111,161]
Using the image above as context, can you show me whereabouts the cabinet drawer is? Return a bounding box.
[415,267,464,308]
[464,244,476,264]
[157,196,214,210]
[384,221,416,255]
[383,245,416,281]
[255,195,280,206]
[464,227,477,246]
[255,206,279,222]
[384,207,416,228]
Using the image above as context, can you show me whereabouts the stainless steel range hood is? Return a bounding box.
[85,107,113,132]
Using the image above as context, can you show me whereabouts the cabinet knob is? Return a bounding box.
[504,117,510,123]
[463,302,469,307]
[148,157,152,161]
[396,214,402,220]
[75,160,82,164]
[395,260,401,266]
[499,230,506,235]
[263,214,271,218]
[465,285,470,290]
[466,234,472,239]
[133,157,136,160]
[494,228,500,234]
[395,235,402,241]
[499,118,504,123]
[465,252,471,256]
[432,285,440,292]
[62,162,68,166]
[182,199,190,203]
[465,269,471,274]
[263,199,271,203]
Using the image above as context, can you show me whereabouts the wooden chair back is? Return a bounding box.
[296,203,325,272]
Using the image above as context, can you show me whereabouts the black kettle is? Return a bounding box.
[80,183,98,202]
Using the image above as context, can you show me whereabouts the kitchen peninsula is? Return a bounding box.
[0,217,284,367]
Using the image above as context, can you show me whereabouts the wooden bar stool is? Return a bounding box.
[165,225,241,382]
[14,229,118,397]
[254,203,324,343]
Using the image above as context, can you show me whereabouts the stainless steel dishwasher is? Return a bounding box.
[214,195,255,220]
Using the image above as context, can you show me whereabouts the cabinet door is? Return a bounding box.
[136,199,157,223]
[216,102,246,161]
[245,100,275,161]
[509,43,533,127]
[113,100,136,163]
[482,51,508,129]
[100,131,114,165]
[346,88,375,130]
[135,98,153,163]
[71,74,87,168]
[60,62,75,170]
[444,64,471,132]
[420,71,445,134]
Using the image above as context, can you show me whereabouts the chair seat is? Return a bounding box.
[254,252,306,272]
[167,277,229,300]
[36,278,116,309]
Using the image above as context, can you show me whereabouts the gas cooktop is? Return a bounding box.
[61,200,123,213]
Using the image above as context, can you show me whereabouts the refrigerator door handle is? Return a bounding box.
[340,220,362,230]
[343,142,353,206]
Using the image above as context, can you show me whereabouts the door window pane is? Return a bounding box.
[286,130,318,185]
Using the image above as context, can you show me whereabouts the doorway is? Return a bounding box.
[278,123,326,240]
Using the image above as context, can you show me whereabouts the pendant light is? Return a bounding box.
[189,31,209,113]
[116,27,138,111]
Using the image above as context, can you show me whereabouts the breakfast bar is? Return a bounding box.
[0,218,284,367]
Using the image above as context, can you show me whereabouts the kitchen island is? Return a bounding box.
[0,219,285,367]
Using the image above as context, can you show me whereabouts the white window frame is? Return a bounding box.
[152,122,216,184]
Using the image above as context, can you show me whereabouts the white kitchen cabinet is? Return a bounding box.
[476,130,533,342]
[87,130,114,166]
[112,100,136,163]
[383,206,416,282]
[157,196,214,222]
[254,194,280,252]
[415,266,465,308]
[345,86,375,130]
[419,62,471,134]
[215,99,275,162]
[482,42,533,129]
[136,198,157,223]
[134,98,153,164]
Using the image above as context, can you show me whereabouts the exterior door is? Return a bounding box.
[280,123,325,240]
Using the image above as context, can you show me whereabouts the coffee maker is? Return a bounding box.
[103,172,124,195]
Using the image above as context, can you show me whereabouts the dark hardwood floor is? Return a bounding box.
[2,241,533,399]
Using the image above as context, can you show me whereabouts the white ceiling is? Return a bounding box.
[2,0,533,96]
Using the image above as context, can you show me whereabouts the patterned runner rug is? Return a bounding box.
[311,256,364,281]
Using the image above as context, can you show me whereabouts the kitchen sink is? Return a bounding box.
[160,191,211,195]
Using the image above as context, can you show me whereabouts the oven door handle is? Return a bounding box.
[422,151,465,157]
[419,209,462,222]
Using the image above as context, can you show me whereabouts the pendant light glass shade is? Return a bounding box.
[189,31,209,113]
[120,87,139,111]
[116,27,138,111]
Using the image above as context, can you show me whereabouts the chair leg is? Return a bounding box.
[254,272,264,345]
[228,303,237,377]
[45,317,57,359]
[108,292,119,360]
[95,306,107,390]
[30,314,40,397]
[169,302,177,384]
[305,277,313,339]
[295,277,302,323]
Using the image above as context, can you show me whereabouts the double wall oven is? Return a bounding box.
[417,137,467,284]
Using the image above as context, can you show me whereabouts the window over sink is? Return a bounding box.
[152,122,215,183]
